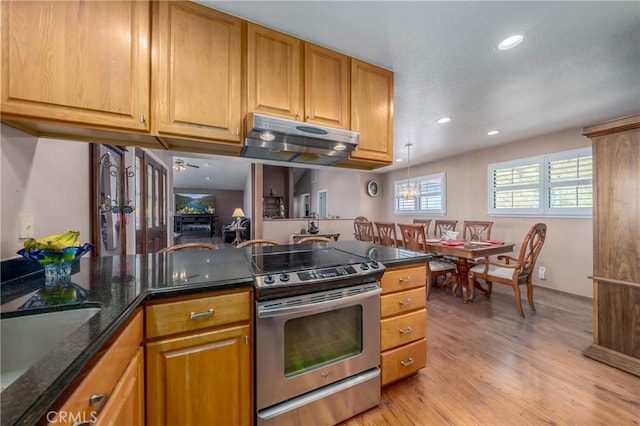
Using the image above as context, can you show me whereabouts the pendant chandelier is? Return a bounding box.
[401,142,419,200]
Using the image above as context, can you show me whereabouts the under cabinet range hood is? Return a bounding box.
[242,113,359,166]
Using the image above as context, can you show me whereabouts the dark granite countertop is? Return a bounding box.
[0,242,426,426]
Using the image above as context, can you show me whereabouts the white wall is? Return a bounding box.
[311,168,363,218]
[1,124,91,260]
[376,127,593,298]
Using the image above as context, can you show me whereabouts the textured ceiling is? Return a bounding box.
[174,0,640,189]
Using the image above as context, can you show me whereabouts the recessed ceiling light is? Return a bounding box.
[205,176,211,180]
[204,163,210,167]
[498,35,523,50]
[396,158,404,162]
[487,130,500,136]
[436,117,451,124]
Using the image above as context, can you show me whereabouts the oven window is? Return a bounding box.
[284,305,363,376]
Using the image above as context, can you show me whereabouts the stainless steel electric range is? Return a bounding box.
[249,245,384,425]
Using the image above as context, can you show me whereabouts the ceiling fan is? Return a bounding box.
[173,158,199,172]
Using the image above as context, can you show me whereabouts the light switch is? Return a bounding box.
[18,213,34,238]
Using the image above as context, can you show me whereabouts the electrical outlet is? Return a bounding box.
[538,266,546,280]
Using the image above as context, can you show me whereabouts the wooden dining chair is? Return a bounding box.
[354,220,376,242]
[467,223,547,318]
[374,222,397,247]
[159,242,219,253]
[397,223,457,300]
[462,221,493,241]
[353,216,369,239]
[462,221,495,266]
[236,239,280,248]
[296,236,333,243]
[434,220,458,238]
[412,219,431,239]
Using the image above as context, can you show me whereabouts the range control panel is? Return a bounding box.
[254,260,383,289]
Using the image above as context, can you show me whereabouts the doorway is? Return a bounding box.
[134,149,167,254]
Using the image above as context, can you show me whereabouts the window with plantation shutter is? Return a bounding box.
[547,151,593,214]
[394,172,446,215]
[488,147,592,217]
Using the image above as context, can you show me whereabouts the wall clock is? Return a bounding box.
[366,180,379,197]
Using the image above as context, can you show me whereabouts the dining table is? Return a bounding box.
[422,239,516,302]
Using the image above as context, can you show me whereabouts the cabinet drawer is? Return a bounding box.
[381,338,426,386]
[381,265,426,294]
[381,287,426,318]
[146,290,250,338]
[49,310,143,424]
[381,309,426,351]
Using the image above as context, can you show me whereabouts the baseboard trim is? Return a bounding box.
[583,344,640,377]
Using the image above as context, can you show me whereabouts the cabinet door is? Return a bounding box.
[350,59,394,163]
[304,43,350,129]
[153,1,242,143]
[1,0,150,132]
[147,325,251,426]
[94,348,144,426]
[246,23,302,120]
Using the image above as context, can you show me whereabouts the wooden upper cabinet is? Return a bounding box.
[246,23,303,120]
[1,0,150,132]
[350,59,394,164]
[152,1,242,144]
[246,25,350,128]
[304,43,350,129]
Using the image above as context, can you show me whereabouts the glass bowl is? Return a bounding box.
[17,243,93,287]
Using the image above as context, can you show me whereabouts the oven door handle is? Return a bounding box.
[257,287,381,318]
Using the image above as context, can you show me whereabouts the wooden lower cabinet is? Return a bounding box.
[94,348,144,426]
[145,288,253,426]
[381,339,427,386]
[380,263,427,386]
[146,325,251,426]
[47,310,144,425]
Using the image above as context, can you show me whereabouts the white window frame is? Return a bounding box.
[488,147,592,217]
[394,172,447,215]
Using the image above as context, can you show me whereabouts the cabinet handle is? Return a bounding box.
[399,277,414,283]
[139,113,145,123]
[89,393,106,405]
[400,357,415,367]
[295,112,300,120]
[306,113,311,119]
[399,299,413,306]
[190,309,214,320]
[399,326,414,335]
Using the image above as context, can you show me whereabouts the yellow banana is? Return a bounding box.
[45,239,67,251]
[23,238,38,249]
[56,230,80,247]
[27,230,81,251]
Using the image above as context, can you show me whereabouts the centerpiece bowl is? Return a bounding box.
[17,243,94,287]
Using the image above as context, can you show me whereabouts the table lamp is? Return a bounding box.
[232,207,245,225]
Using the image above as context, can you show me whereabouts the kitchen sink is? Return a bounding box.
[1,306,101,391]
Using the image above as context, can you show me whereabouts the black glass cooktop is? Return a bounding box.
[249,247,367,275]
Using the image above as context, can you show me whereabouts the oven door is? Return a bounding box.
[256,283,381,410]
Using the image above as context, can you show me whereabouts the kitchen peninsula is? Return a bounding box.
[0,241,428,426]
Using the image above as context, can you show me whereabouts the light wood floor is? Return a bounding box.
[343,284,640,425]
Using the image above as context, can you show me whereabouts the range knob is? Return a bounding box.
[360,262,369,270]
[279,272,290,282]
[264,274,275,285]
[369,260,380,269]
